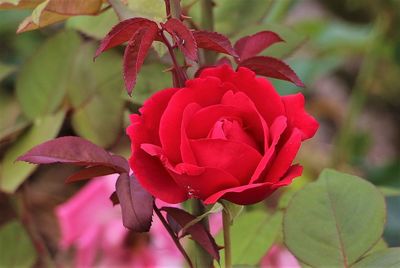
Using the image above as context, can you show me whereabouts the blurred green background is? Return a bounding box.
[0,0,400,266]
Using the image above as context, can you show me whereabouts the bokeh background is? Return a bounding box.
[0,0,399,267]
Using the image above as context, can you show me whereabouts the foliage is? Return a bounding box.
[1,0,400,267]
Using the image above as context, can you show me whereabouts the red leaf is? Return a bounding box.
[95,18,158,58]
[163,18,197,61]
[234,31,284,61]
[193,30,237,57]
[162,207,220,261]
[123,23,159,95]
[116,173,154,232]
[110,191,120,206]
[66,166,118,183]
[17,136,129,173]
[239,56,304,87]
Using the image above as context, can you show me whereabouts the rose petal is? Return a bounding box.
[190,139,262,184]
[264,128,302,183]
[199,65,285,125]
[181,103,201,164]
[204,165,302,205]
[221,90,269,152]
[128,116,187,203]
[250,116,287,183]
[131,147,187,203]
[132,88,178,145]
[281,93,319,140]
[187,103,262,150]
[170,166,240,200]
[159,77,227,163]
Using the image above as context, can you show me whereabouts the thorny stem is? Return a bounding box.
[160,30,187,87]
[153,204,194,268]
[222,209,232,268]
[164,0,172,19]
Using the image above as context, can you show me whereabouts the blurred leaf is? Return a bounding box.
[0,63,15,81]
[0,0,20,5]
[213,0,271,36]
[295,20,372,55]
[15,0,103,33]
[16,30,81,120]
[66,9,118,40]
[127,0,165,22]
[69,43,125,147]
[133,62,171,104]
[353,248,400,267]
[216,210,282,266]
[0,220,37,268]
[283,169,386,267]
[272,56,342,94]
[0,111,65,193]
[0,0,41,9]
[0,89,29,143]
[31,0,49,25]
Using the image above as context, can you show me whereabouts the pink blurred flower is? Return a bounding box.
[261,244,300,268]
[55,175,182,268]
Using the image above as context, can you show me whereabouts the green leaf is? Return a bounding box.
[66,9,118,40]
[0,62,15,81]
[353,248,400,268]
[127,0,165,22]
[132,62,171,104]
[0,88,28,141]
[68,43,125,147]
[283,169,386,267]
[278,173,312,209]
[214,0,271,36]
[0,110,65,193]
[0,220,37,268]
[216,210,282,266]
[364,238,388,256]
[16,30,81,119]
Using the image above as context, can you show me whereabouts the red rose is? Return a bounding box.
[127,65,318,205]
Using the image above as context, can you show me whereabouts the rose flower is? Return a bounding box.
[127,65,318,205]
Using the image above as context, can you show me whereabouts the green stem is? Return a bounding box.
[191,200,213,267]
[222,210,232,268]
